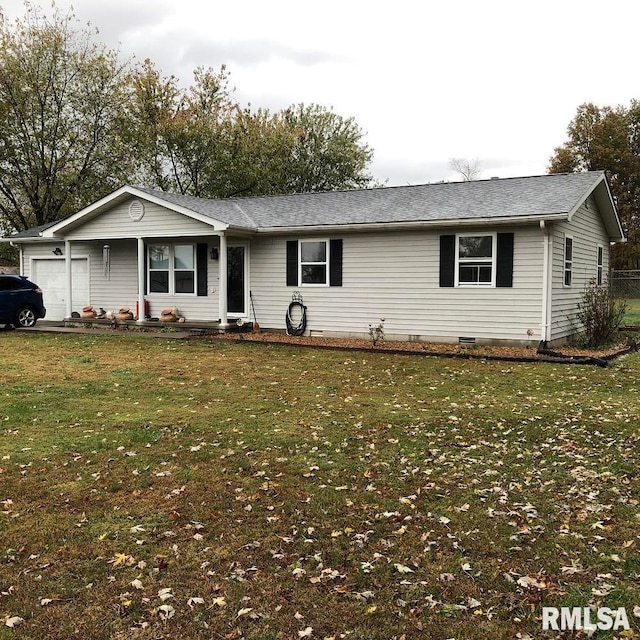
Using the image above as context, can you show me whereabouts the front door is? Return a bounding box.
[227,244,247,316]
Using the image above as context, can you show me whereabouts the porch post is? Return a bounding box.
[540,220,553,343]
[218,233,228,325]
[65,240,72,318]
[137,237,145,323]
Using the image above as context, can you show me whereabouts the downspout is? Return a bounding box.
[65,240,72,319]
[540,220,553,343]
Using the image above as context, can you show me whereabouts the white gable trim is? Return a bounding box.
[42,186,231,238]
[566,174,625,242]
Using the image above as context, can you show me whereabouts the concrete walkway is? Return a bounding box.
[14,321,193,339]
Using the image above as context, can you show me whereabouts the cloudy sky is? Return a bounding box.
[1,0,638,186]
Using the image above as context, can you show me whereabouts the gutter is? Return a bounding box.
[255,212,569,235]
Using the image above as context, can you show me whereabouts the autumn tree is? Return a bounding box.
[130,61,235,197]
[0,3,134,233]
[549,101,640,269]
[281,103,374,193]
[131,65,375,198]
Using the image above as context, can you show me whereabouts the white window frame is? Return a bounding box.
[596,244,604,286]
[299,239,329,287]
[564,235,573,287]
[455,232,496,287]
[148,243,196,296]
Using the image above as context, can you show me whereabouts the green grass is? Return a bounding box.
[0,333,639,639]
[623,297,640,325]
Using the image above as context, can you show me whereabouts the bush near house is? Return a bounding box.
[576,280,627,347]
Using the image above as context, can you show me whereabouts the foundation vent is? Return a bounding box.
[458,336,476,345]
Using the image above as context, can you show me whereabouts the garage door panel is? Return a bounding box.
[32,258,89,321]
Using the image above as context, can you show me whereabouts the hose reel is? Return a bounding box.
[285,292,307,336]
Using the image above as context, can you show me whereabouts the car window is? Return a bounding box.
[0,278,23,291]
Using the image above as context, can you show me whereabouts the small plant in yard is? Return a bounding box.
[576,280,627,348]
[367,318,385,347]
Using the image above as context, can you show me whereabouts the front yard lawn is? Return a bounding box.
[0,333,638,639]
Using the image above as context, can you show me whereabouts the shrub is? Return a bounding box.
[576,281,626,348]
[368,318,385,347]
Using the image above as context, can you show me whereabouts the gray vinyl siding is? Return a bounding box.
[550,195,610,342]
[249,225,545,344]
[62,198,219,240]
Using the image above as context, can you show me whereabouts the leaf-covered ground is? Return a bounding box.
[0,333,638,639]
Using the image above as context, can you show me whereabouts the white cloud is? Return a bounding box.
[1,0,639,184]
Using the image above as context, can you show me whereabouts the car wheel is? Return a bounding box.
[15,306,37,328]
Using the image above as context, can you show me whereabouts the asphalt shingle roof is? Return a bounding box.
[7,171,612,239]
[136,171,606,230]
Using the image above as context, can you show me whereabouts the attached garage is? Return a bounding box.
[31,257,89,321]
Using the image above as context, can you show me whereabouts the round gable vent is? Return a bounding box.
[129,200,145,221]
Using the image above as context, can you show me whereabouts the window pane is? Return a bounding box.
[300,241,326,263]
[175,271,194,293]
[302,265,327,284]
[459,264,492,284]
[459,236,492,259]
[564,269,572,286]
[459,265,476,283]
[597,246,603,265]
[479,265,492,283]
[565,238,573,260]
[150,245,170,269]
[150,271,169,293]
[174,245,194,269]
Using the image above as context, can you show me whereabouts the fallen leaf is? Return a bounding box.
[188,596,204,607]
[5,616,24,628]
[394,563,414,574]
[158,604,175,619]
[158,587,173,601]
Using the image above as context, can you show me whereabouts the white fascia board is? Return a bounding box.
[42,186,231,237]
[566,173,625,241]
[254,213,569,235]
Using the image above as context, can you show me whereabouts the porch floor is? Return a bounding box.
[60,317,252,335]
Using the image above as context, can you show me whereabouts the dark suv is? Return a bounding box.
[0,274,46,328]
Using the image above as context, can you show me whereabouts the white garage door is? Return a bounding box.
[32,258,89,321]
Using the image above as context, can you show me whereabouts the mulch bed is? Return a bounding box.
[203,331,633,366]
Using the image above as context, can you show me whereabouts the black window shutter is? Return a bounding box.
[197,243,208,296]
[286,240,298,286]
[496,232,514,288]
[439,235,455,287]
[329,239,343,287]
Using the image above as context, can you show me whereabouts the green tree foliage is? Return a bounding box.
[282,103,374,193]
[549,101,640,269]
[0,3,133,232]
[130,64,375,198]
[131,60,235,197]
[0,3,375,241]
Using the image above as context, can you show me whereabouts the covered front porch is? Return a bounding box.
[51,232,252,327]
